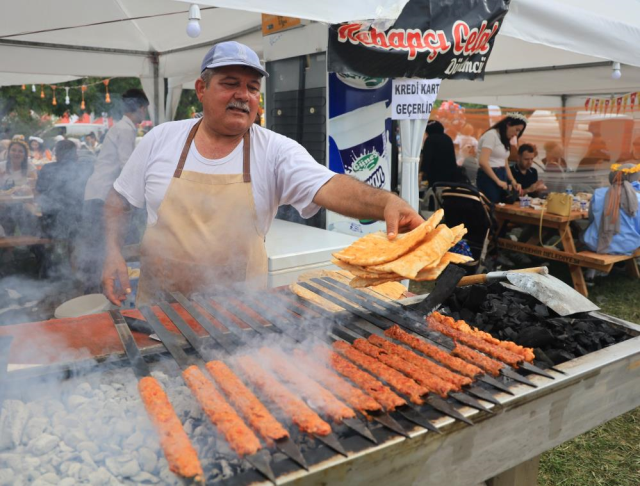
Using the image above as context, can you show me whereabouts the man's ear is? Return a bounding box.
[195,78,206,102]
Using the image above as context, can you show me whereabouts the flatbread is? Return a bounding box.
[370,281,408,300]
[332,259,399,279]
[288,283,344,313]
[349,275,404,288]
[414,252,474,281]
[332,209,444,266]
[450,224,468,246]
[368,224,455,279]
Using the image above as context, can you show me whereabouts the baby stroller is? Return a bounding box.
[430,182,498,273]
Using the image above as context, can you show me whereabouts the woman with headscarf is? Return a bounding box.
[419,120,458,186]
[29,136,52,166]
[583,163,640,254]
[475,114,527,203]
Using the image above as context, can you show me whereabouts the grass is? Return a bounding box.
[413,261,640,486]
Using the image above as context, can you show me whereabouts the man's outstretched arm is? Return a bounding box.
[313,174,424,239]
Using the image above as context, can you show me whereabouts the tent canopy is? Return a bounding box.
[1,0,640,120]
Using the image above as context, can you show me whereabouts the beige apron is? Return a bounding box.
[136,119,267,305]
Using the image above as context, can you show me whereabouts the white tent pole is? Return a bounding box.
[399,118,428,212]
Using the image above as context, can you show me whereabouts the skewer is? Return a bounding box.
[173,293,349,458]
[252,293,442,434]
[299,280,537,388]
[319,277,556,379]
[157,302,309,471]
[138,306,277,484]
[196,294,377,446]
[108,311,204,485]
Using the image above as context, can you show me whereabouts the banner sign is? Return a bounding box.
[391,78,441,119]
[327,73,393,236]
[328,0,510,80]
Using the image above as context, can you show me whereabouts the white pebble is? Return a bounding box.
[0,400,29,450]
[75,382,93,397]
[0,452,21,470]
[66,395,89,410]
[80,450,97,469]
[75,441,99,455]
[137,447,157,473]
[123,431,145,450]
[58,478,76,486]
[44,400,65,417]
[87,467,113,486]
[119,458,141,478]
[64,431,86,448]
[23,417,48,443]
[132,471,160,483]
[39,472,59,484]
[0,469,14,486]
[29,435,59,456]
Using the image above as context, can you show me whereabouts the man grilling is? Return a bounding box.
[103,41,423,306]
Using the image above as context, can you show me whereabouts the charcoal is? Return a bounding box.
[516,327,555,348]
[459,308,476,324]
[445,283,632,366]
[533,348,555,368]
[533,304,549,317]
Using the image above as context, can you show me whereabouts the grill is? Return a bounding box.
[2,275,640,486]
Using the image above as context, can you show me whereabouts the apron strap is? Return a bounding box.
[174,118,251,182]
[174,118,202,178]
[243,130,251,183]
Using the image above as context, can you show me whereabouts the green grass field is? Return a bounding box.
[410,263,640,486]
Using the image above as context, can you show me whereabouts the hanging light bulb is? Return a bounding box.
[81,85,87,110]
[611,61,622,80]
[52,86,57,106]
[64,87,70,105]
[186,4,201,38]
[40,85,45,99]
[103,79,111,103]
[31,85,36,93]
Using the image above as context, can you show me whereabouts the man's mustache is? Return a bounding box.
[227,100,250,113]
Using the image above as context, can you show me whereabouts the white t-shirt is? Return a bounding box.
[477,129,510,169]
[114,119,336,236]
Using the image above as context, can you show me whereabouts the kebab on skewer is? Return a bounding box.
[181,365,262,457]
[138,377,204,482]
[318,345,406,412]
[367,334,472,389]
[234,355,332,436]
[351,338,456,398]
[428,316,524,367]
[292,349,383,417]
[430,311,535,363]
[384,325,484,378]
[452,343,504,376]
[204,360,289,446]
[332,341,428,405]
[258,348,356,423]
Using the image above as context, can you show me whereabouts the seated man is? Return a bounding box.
[583,163,640,255]
[511,144,547,196]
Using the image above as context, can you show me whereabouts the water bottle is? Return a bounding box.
[565,185,573,196]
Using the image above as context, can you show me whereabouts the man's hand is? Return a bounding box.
[313,174,423,239]
[497,180,509,191]
[384,196,424,239]
[102,250,131,306]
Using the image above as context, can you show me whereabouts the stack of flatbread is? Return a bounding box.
[332,209,473,288]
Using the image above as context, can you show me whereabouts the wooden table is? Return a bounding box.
[494,203,640,297]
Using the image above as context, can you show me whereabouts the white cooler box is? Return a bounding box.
[265,219,358,288]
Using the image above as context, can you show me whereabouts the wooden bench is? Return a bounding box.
[578,248,640,277]
[0,236,53,249]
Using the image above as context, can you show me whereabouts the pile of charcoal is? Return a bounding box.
[443,283,633,367]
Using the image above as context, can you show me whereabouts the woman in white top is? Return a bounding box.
[476,114,527,203]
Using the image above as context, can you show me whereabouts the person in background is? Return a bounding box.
[0,140,39,237]
[83,132,101,155]
[619,136,640,163]
[511,144,547,197]
[542,141,567,172]
[36,140,94,274]
[579,134,610,171]
[0,131,11,162]
[583,163,640,255]
[476,114,527,203]
[419,120,458,186]
[28,136,52,166]
[79,88,149,291]
[0,139,36,190]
